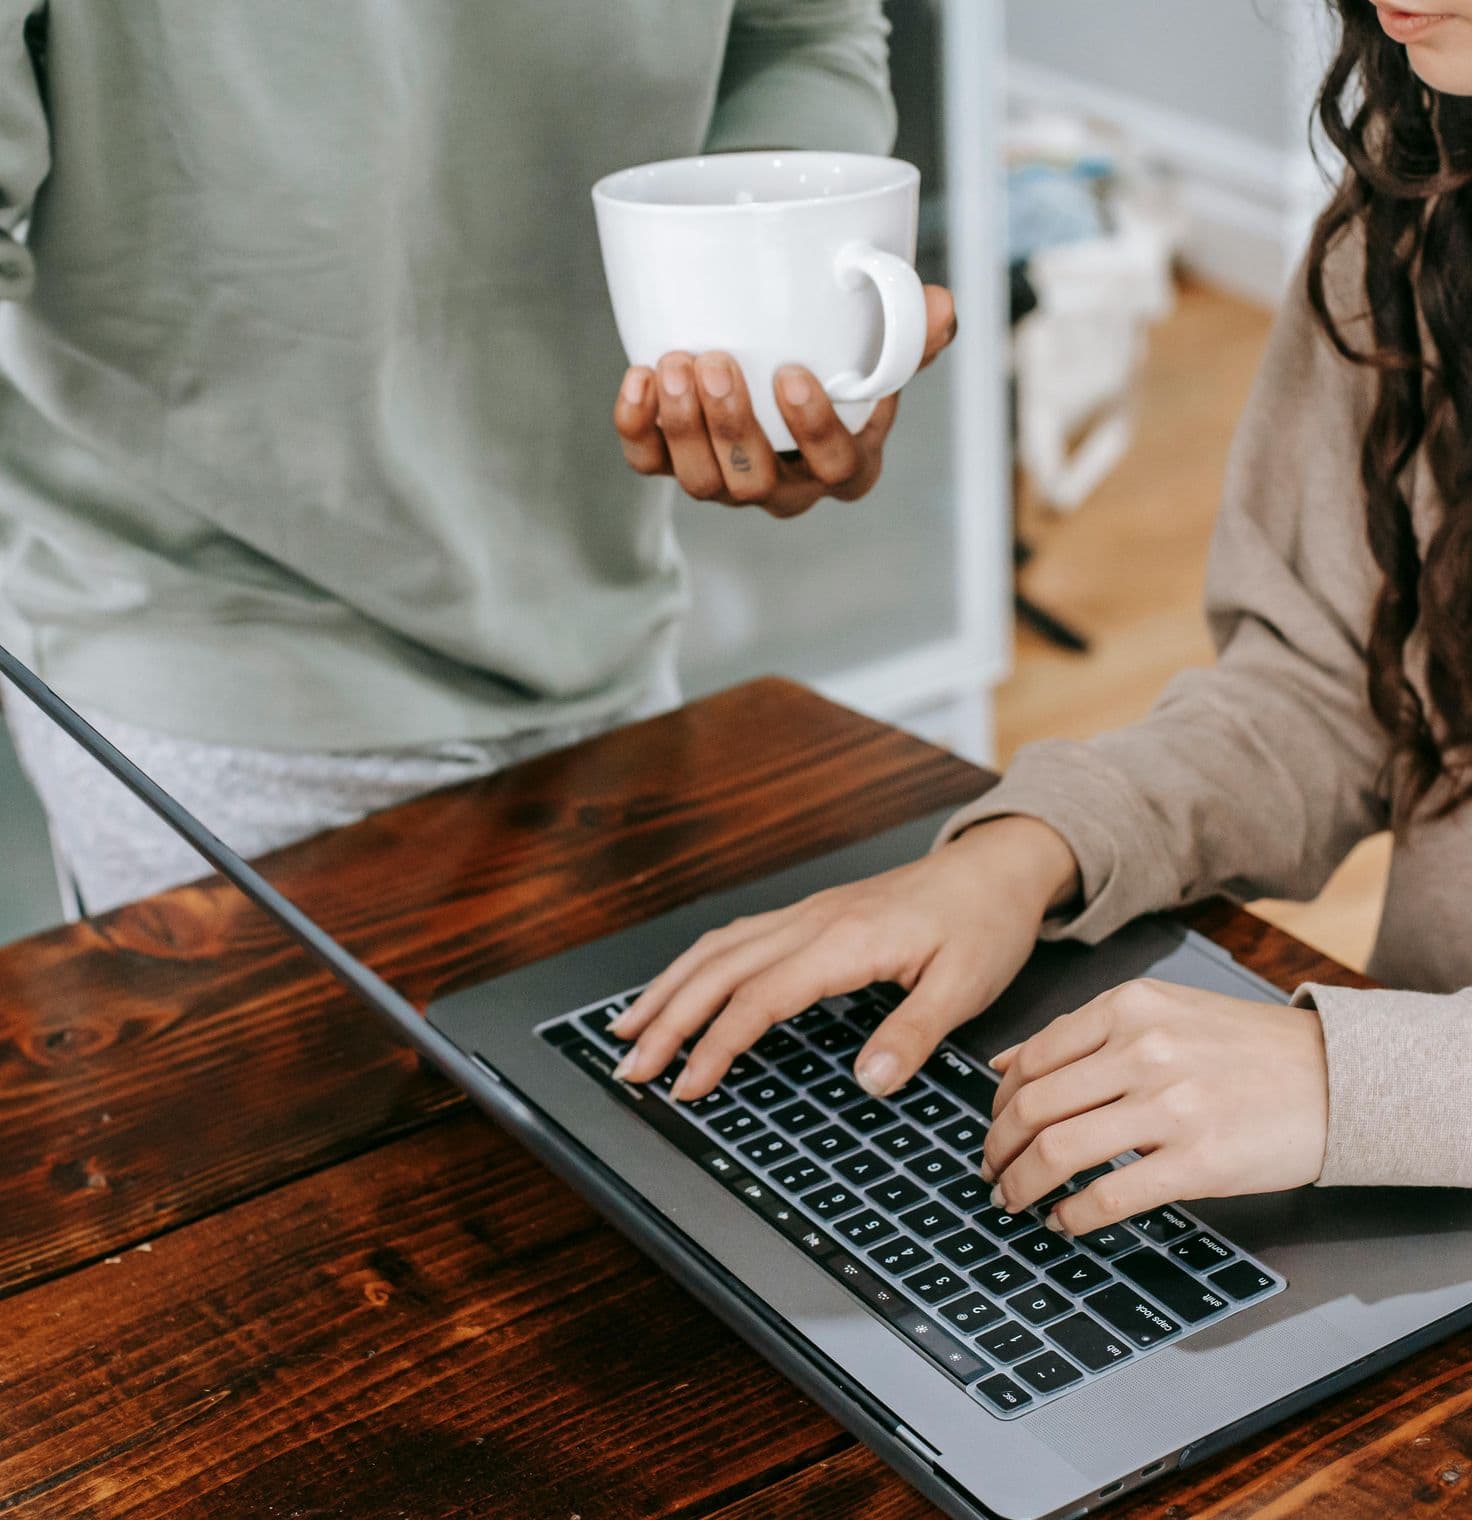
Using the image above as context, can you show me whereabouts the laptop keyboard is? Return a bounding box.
[538,983,1285,1420]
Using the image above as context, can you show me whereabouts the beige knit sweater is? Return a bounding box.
[944,245,1472,1192]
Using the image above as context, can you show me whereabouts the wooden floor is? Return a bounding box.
[995,279,1392,975]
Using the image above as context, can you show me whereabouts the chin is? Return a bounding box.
[1406,40,1472,96]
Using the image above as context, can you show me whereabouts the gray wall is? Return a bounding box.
[1005,0,1303,151]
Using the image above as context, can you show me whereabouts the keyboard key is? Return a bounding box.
[684,1086,733,1116]
[893,1310,988,1381]
[873,1124,928,1159]
[654,1055,687,1091]
[807,1125,860,1161]
[542,1018,582,1048]
[1012,1229,1076,1267]
[1071,1162,1115,1185]
[901,1090,960,1126]
[868,1236,932,1277]
[1045,1255,1111,1295]
[902,1148,966,1186]
[754,1028,802,1060]
[737,1076,796,1111]
[903,1264,970,1305]
[803,1182,863,1219]
[1007,1285,1073,1326]
[737,1132,797,1168]
[939,1291,1004,1334]
[709,1107,762,1140]
[1172,1232,1235,1273]
[777,1051,832,1086]
[838,1098,901,1136]
[723,1052,763,1085]
[924,1046,1000,1115]
[812,1023,864,1056]
[934,1228,995,1269]
[811,1074,866,1110]
[580,1006,625,1042]
[974,1373,1032,1413]
[836,1208,897,1247]
[771,1157,827,1194]
[867,1175,926,1213]
[972,1257,1035,1296]
[1130,1205,1195,1244]
[1078,1223,1136,1258]
[898,1202,962,1241]
[770,1100,826,1136]
[698,1149,744,1184]
[936,1116,988,1152]
[789,1005,830,1033]
[847,1265,909,1321]
[844,999,886,1035]
[1210,1260,1277,1301]
[976,1320,1044,1364]
[939,1176,990,1212]
[734,1176,781,1211]
[1015,1350,1084,1395]
[1047,1312,1133,1372]
[834,1150,892,1187]
[1116,1249,1230,1323]
[975,1207,1032,1241]
[1085,1283,1182,1347]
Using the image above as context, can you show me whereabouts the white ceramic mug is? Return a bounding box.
[593,152,926,453]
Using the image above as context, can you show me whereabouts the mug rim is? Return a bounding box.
[592,150,919,214]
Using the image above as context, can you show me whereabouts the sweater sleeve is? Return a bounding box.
[0,0,48,302]
[1292,983,1472,1188]
[705,0,896,156]
[938,255,1392,944]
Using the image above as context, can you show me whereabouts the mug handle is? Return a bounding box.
[823,240,929,403]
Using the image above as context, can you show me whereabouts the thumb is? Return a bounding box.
[853,954,990,1097]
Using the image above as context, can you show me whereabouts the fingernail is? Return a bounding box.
[778,366,812,406]
[979,1160,995,1184]
[613,1052,637,1081]
[990,1185,1007,1210]
[621,370,649,404]
[1045,1213,1067,1234]
[661,364,689,398]
[697,356,733,399]
[855,1050,899,1097]
[670,1070,692,1100]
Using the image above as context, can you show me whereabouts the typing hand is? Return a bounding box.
[983,983,1330,1236]
[612,285,956,518]
[608,816,1079,1098]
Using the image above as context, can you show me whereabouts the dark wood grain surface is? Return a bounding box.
[0,679,1462,1520]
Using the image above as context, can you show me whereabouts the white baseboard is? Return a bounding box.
[1006,59,1333,307]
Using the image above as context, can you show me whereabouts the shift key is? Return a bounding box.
[1116,1249,1230,1323]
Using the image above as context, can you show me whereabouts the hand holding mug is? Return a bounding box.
[595,151,955,517]
[613,285,955,518]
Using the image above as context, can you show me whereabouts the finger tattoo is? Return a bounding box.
[730,444,752,474]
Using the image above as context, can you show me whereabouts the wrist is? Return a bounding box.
[946,814,1082,921]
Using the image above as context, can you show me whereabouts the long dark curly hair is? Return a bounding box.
[1307,1,1472,823]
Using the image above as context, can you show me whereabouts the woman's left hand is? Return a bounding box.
[982,979,1330,1237]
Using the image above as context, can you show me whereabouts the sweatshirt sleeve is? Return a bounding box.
[0,0,48,302]
[938,254,1392,944]
[705,0,896,156]
[1293,983,1472,1188]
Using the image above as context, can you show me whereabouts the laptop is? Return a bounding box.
[5,641,1470,1520]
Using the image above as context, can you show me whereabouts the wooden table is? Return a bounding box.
[1,680,1465,1520]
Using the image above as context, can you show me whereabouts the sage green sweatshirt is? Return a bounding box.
[0,0,894,748]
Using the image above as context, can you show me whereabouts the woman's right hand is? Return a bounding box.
[610,816,1081,1102]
